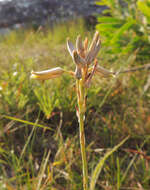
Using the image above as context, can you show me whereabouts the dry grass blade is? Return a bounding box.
[115,63,150,75]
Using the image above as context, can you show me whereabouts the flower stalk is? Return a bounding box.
[31,31,116,190]
[76,78,88,190]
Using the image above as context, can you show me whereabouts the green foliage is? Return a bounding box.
[96,0,150,61]
[0,62,33,114]
[34,83,59,119]
[33,75,76,119]
[137,0,150,19]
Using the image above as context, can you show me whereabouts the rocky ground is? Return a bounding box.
[0,0,106,30]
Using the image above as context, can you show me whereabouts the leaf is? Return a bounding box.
[110,19,135,44]
[97,17,123,24]
[96,23,122,32]
[96,23,121,43]
[96,0,108,6]
[90,136,129,190]
[96,0,115,8]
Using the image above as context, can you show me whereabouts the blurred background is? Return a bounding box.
[0,0,106,34]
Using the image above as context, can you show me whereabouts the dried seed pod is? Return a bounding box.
[31,67,64,80]
[88,31,99,53]
[85,31,100,64]
[89,39,101,63]
[84,37,88,52]
[76,35,84,55]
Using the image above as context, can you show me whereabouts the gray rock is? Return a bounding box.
[0,0,106,28]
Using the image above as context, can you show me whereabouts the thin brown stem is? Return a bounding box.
[114,63,150,75]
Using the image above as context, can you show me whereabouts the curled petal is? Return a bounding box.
[95,65,114,77]
[31,67,64,80]
[67,38,75,57]
[73,50,86,66]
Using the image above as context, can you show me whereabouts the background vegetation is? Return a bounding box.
[0,0,150,189]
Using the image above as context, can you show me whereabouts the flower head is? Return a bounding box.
[66,31,113,85]
[31,31,113,84]
[67,31,101,66]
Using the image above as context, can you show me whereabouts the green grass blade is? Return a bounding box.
[2,115,54,131]
[90,136,129,190]
[117,157,121,190]
[120,153,137,184]
[20,125,36,159]
[36,150,51,190]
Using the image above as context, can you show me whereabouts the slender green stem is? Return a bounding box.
[76,79,88,190]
